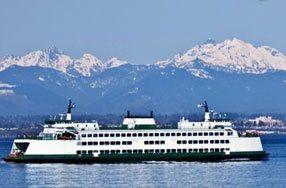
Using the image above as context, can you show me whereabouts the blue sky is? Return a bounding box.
[0,0,285,64]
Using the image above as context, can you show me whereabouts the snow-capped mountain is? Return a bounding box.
[1,38,286,115]
[156,38,286,74]
[0,47,128,77]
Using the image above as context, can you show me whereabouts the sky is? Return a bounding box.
[0,0,285,64]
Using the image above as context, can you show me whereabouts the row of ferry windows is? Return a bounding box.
[177,140,230,144]
[81,131,231,138]
[80,141,132,146]
[76,148,229,155]
[144,140,165,145]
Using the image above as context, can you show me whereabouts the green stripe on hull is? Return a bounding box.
[4,151,268,163]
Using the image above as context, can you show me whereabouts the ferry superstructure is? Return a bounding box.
[4,100,268,163]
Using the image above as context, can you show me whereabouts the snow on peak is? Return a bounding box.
[0,48,128,77]
[156,38,286,74]
[105,57,127,69]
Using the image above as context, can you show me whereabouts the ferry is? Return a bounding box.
[4,100,268,163]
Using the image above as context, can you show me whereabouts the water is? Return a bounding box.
[0,135,286,188]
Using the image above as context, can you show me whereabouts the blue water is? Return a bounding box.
[0,135,286,188]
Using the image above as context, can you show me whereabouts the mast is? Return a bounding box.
[198,101,211,122]
[66,99,75,121]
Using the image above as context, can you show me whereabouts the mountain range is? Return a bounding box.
[0,38,286,115]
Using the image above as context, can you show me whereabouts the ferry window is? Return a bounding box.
[122,141,127,145]
[127,150,132,154]
[198,132,203,136]
[210,149,214,152]
[182,140,187,144]
[111,150,116,154]
[104,141,109,145]
[209,132,214,136]
[144,141,148,145]
[116,133,120,137]
[149,133,154,137]
[220,140,225,144]
[88,150,93,154]
[188,149,193,152]
[171,133,176,136]
[155,149,160,153]
[110,134,115,137]
[155,141,160,145]
[215,132,219,136]
[144,150,149,153]
[227,132,233,136]
[150,141,154,145]
[76,151,81,154]
[133,150,138,154]
[116,150,120,153]
[226,140,230,144]
[82,151,87,154]
[93,142,98,145]
[215,149,219,152]
[193,132,197,136]
[105,150,110,154]
[171,149,176,153]
[160,141,165,144]
[160,133,164,136]
[161,149,165,153]
[144,133,148,137]
[132,133,137,137]
[188,140,193,144]
[204,132,208,136]
[88,142,93,145]
[122,150,127,153]
[155,133,159,137]
[167,149,171,153]
[177,149,182,153]
[199,149,203,153]
[215,140,219,144]
[220,132,224,136]
[104,134,109,137]
[204,140,208,144]
[116,141,120,145]
[82,134,86,138]
[182,133,187,136]
[194,149,198,152]
[111,141,116,145]
[210,140,214,144]
[183,149,187,153]
[100,141,104,145]
[138,150,143,153]
[99,134,103,137]
[204,148,208,152]
[193,140,198,144]
[166,133,170,136]
[177,133,181,136]
[82,142,87,146]
[220,148,224,152]
[177,140,182,144]
[88,134,92,137]
[199,140,203,144]
[127,141,132,145]
[188,132,192,136]
[93,134,98,137]
[138,133,143,137]
[121,133,126,137]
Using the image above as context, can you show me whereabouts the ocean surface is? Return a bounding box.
[1,135,286,188]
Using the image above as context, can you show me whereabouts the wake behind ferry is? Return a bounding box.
[4,100,268,163]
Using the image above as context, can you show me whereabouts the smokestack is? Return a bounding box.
[150,111,153,118]
[127,110,130,117]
